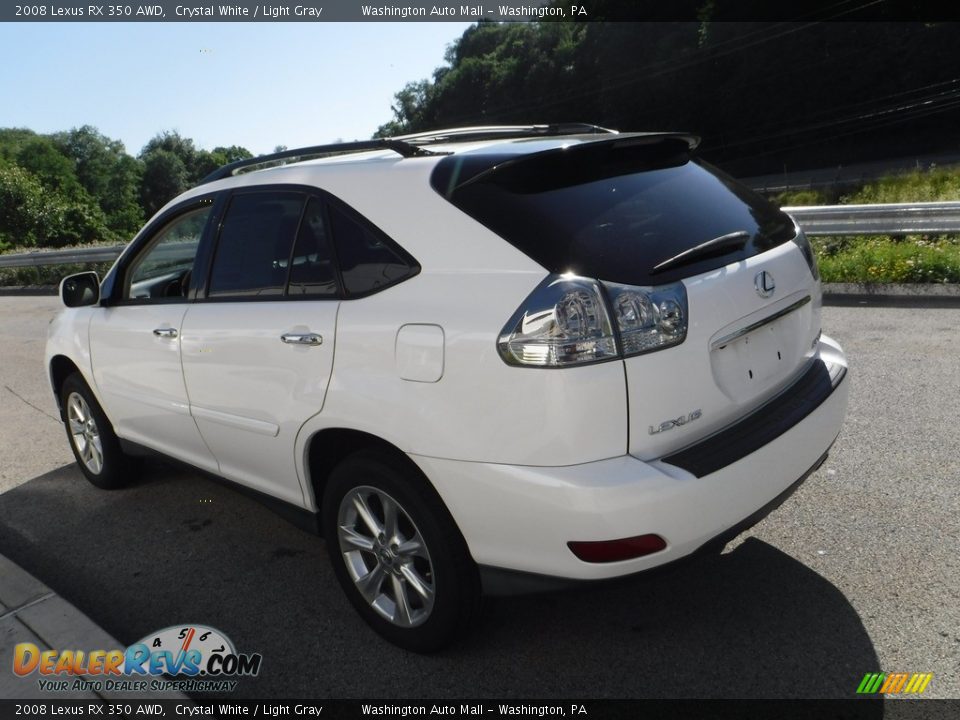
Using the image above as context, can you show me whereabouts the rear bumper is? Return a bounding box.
[411,337,849,585]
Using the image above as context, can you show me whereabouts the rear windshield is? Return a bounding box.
[432,140,796,286]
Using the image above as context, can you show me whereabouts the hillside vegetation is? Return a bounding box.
[0,127,251,252]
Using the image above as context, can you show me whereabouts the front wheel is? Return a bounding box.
[61,372,136,490]
[323,450,480,652]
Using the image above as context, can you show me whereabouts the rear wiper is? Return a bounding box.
[650,230,751,275]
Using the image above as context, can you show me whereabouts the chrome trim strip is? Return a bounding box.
[711,295,811,351]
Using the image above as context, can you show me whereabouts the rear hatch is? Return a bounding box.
[433,135,822,460]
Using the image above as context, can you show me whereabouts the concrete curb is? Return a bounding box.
[822,283,960,307]
[823,282,960,297]
[0,555,187,700]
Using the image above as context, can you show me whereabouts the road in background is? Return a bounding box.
[0,297,957,698]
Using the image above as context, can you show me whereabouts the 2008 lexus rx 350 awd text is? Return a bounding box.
[45,125,848,652]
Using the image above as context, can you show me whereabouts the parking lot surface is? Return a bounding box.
[0,296,957,698]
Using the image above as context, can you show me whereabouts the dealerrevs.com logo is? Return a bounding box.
[13,624,262,694]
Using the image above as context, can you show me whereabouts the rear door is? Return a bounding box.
[180,190,340,505]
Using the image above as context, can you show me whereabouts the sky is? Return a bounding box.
[0,22,474,156]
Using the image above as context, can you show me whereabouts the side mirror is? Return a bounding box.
[60,272,101,308]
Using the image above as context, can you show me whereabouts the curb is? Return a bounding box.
[822,283,960,307]
[0,555,187,701]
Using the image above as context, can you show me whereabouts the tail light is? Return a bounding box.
[498,274,688,368]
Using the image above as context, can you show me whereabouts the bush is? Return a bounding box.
[813,236,960,283]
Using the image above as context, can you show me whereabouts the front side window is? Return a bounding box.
[207,192,305,298]
[125,206,211,301]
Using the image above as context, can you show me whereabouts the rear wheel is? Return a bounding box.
[61,373,136,489]
[323,449,480,652]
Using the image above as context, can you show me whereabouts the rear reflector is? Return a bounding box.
[567,534,667,563]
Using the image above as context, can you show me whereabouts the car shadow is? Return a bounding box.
[0,462,881,703]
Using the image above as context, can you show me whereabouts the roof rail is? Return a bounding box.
[393,123,618,144]
[199,138,437,185]
[199,124,618,185]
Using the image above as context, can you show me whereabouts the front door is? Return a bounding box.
[89,203,219,472]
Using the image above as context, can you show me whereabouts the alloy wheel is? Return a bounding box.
[337,485,436,628]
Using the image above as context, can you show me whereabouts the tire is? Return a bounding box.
[61,372,136,490]
[322,449,481,653]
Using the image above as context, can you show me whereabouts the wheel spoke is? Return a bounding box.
[68,396,85,423]
[399,563,434,603]
[396,532,424,558]
[89,436,103,474]
[77,435,90,459]
[339,525,375,552]
[381,494,399,540]
[352,493,383,537]
[391,574,414,626]
[355,564,387,604]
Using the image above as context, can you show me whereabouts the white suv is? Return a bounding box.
[46,125,848,652]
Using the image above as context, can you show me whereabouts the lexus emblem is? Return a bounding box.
[755,271,775,298]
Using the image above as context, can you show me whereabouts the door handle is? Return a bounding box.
[153,327,178,339]
[281,332,323,346]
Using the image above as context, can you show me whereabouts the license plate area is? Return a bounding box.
[710,306,809,402]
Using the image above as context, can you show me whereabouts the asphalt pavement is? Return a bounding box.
[0,296,957,699]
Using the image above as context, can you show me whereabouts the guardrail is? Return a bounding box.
[0,244,125,269]
[784,201,960,236]
[2,201,960,270]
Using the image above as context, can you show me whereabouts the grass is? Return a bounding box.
[813,236,960,284]
[775,166,960,207]
[775,166,960,284]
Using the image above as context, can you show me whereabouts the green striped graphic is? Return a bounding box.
[856,674,876,693]
[856,673,885,694]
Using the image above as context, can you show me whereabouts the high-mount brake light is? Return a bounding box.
[498,275,688,367]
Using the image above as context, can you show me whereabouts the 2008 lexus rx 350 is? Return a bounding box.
[46,125,848,651]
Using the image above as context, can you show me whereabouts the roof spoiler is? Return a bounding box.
[198,125,694,185]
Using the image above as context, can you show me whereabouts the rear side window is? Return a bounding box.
[328,203,416,296]
[208,192,304,298]
[433,140,797,286]
[287,197,338,298]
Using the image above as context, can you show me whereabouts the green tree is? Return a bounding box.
[53,126,143,236]
[0,161,48,249]
[139,149,190,217]
[0,160,110,249]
